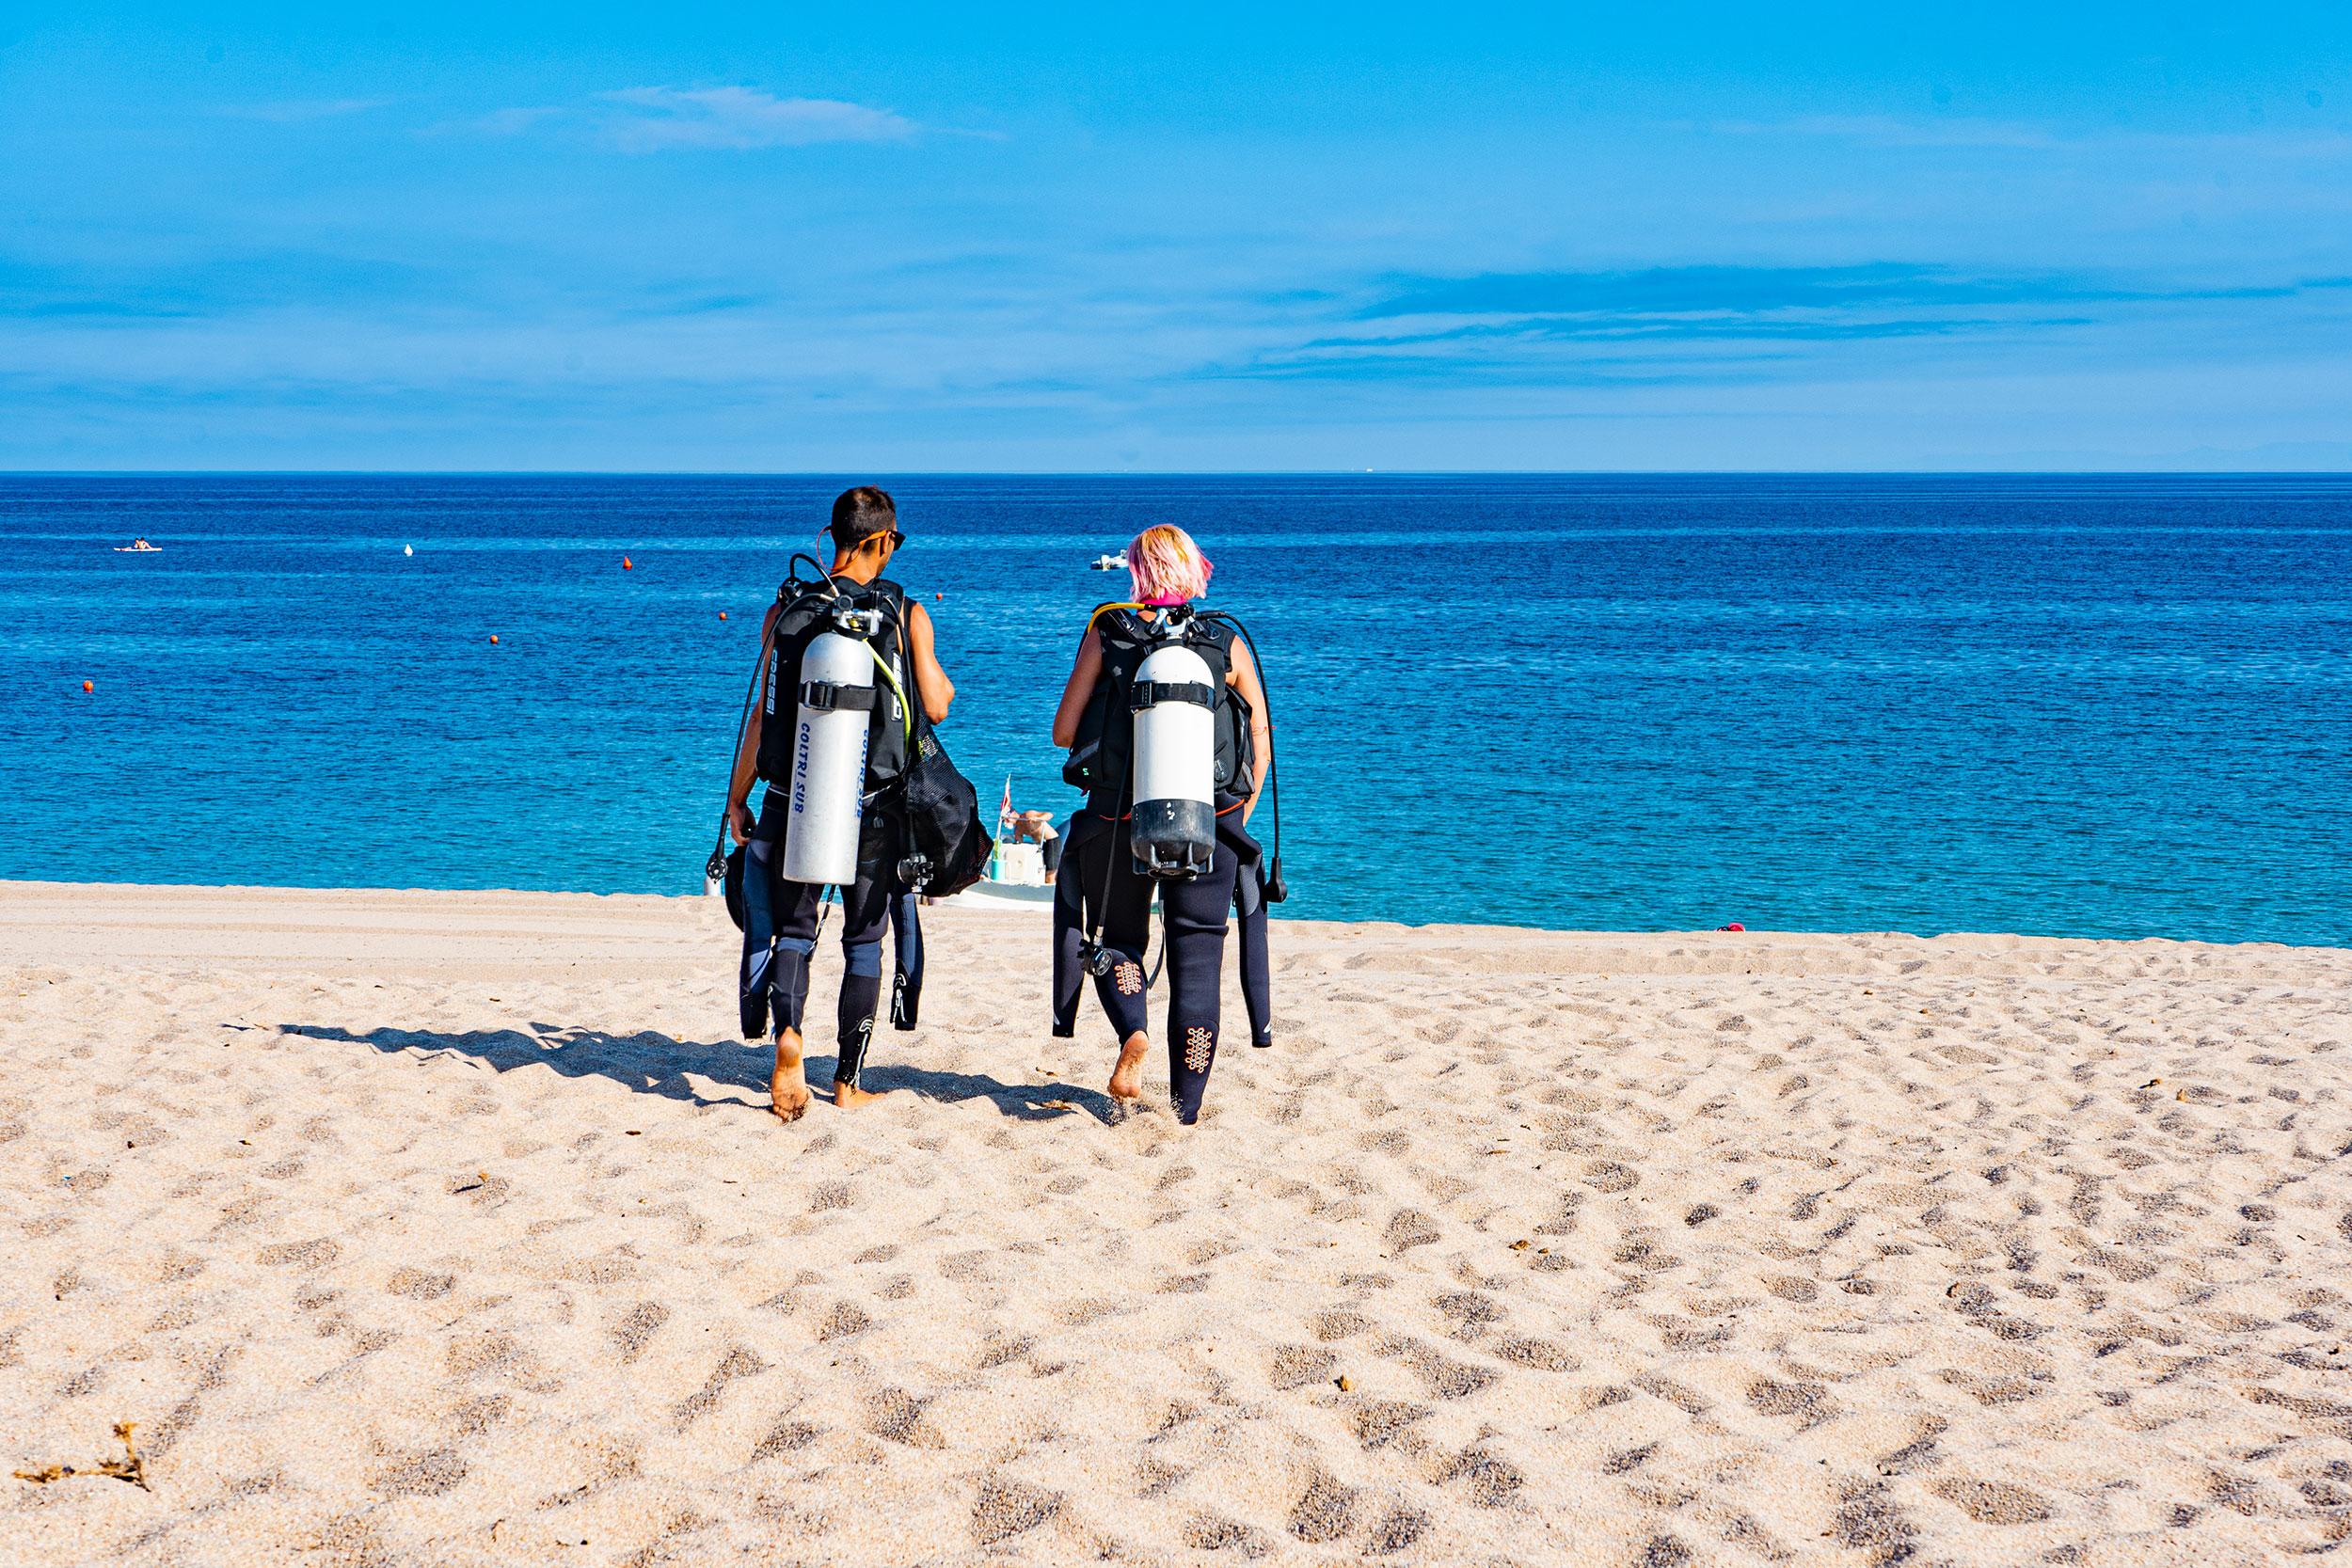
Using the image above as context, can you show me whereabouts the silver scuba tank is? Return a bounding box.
[781,621,877,885]
[1128,634,1217,879]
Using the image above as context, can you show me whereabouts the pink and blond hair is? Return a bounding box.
[1125,524,1213,605]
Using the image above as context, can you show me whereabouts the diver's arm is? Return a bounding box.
[906,601,955,723]
[1229,639,1273,823]
[1052,629,1104,748]
[726,605,780,844]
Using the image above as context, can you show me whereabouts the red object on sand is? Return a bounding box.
[1720,922,1745,932]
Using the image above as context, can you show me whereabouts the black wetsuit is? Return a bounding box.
[1051,830,1268,1054]
[889,889,924,1029]
[1056,808,1257,1123]
[1234,846,1272,1049]
[737,573,924,1085]
[739,789,900,1086]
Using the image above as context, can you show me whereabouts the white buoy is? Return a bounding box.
[403,544,414,556]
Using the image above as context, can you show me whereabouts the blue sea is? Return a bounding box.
[2,474,2346,946]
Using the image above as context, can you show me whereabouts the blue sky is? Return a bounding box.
[3,3,2348,469]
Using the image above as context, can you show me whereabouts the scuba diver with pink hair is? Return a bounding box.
[1050,524,1283,1124]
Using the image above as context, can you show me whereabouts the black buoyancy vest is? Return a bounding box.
[755,575,915,796]
[1063,605,1256,811]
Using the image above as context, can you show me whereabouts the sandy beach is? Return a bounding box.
[2,879,2347,1565]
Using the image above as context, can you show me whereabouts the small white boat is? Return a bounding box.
[1089,552,1124,571]
[945,854,1054,911]
[944,833,1056,910]
[986,837,1053,886]
[948,879,1055,911]
[945,810,1163,916]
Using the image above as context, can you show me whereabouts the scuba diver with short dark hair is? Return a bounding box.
[1051,524,1277,1124]
[726,485,956,1120]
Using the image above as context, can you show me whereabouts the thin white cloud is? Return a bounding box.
[600,87,918,152]
[471,106,564,137]
[1707,114,2064,150]
[224,97,396,123]
[1696,113,2352,161]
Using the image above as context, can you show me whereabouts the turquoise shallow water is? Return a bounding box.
[2,473,2346,945]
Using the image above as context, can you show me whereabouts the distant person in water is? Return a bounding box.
[726,486,957,1119]
[1051,524,1270,1123]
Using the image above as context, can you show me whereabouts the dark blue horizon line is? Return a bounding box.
[6,468,2352,481]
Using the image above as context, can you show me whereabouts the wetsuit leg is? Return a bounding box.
[740,789,818,1038]
[830,816,898,1086]
[1071,819,1153,1043]
[1162,836,1240,1124]
[739,836,776,1041]
[889,891,924,1031]
[1236,860,1273,1049]
[835,937,882,1085]
[1051,815,1106,1037]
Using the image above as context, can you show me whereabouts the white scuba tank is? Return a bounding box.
[1129,640,1217,878]
[781,630,875,885]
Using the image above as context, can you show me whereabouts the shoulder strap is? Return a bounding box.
[894,594,933,750]
[1184,616,1233,661]
[774,578,833,626]
[1090,602,1145,642]
[1094,607,1159,672]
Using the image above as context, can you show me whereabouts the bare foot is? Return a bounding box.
[834,1080,894,1109]
[1107,1031,1149,1102]
[771,1031,811,1123]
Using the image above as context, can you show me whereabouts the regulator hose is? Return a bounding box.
[1201,608,1285,901]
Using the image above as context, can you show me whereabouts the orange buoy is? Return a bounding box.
[489,634,500,644]
[82,680,93,692]
[718,610,728,621]
[622,556,633,570]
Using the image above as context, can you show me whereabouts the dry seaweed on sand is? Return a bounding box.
[13,1421,152,1492]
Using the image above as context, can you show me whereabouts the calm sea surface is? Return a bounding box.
[2,474,2345,945]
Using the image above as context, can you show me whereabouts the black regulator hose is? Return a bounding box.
[706,578,792,882]
[1204,609,1285,902]
[787,550,834,597]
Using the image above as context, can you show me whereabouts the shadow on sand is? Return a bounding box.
[275,1023,1119,1123]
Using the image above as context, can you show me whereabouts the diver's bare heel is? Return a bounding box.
[834,1080,892,1108]
[770,1032,812,1123]
[1107,1031,1149,1103]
